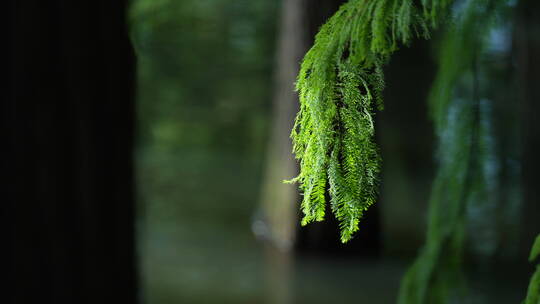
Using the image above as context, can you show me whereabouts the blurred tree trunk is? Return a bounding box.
[258,0,307,302]
[516,0,540,258]
[8,1,137,304]
[259,0,307,254]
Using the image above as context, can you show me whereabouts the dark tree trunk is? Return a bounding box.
[516,0,540,258]
[8,1,137,303]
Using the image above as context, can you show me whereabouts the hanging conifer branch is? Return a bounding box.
[287,0,451,242]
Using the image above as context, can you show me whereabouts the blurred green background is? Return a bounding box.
[129,0,534,303]
[131,0,276,302]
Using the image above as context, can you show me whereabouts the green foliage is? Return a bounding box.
[524,234,540,304]
[130,1,279,301]
[131,0,277,153]
[525,268,540,304]
[291,0,530,301]
[288,0,452,243]
[398,0,514,303]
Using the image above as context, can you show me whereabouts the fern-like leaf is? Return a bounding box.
[288,0,450,242]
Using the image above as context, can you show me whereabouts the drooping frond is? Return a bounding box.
[288,0,452,242]
[398,0,514,303]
